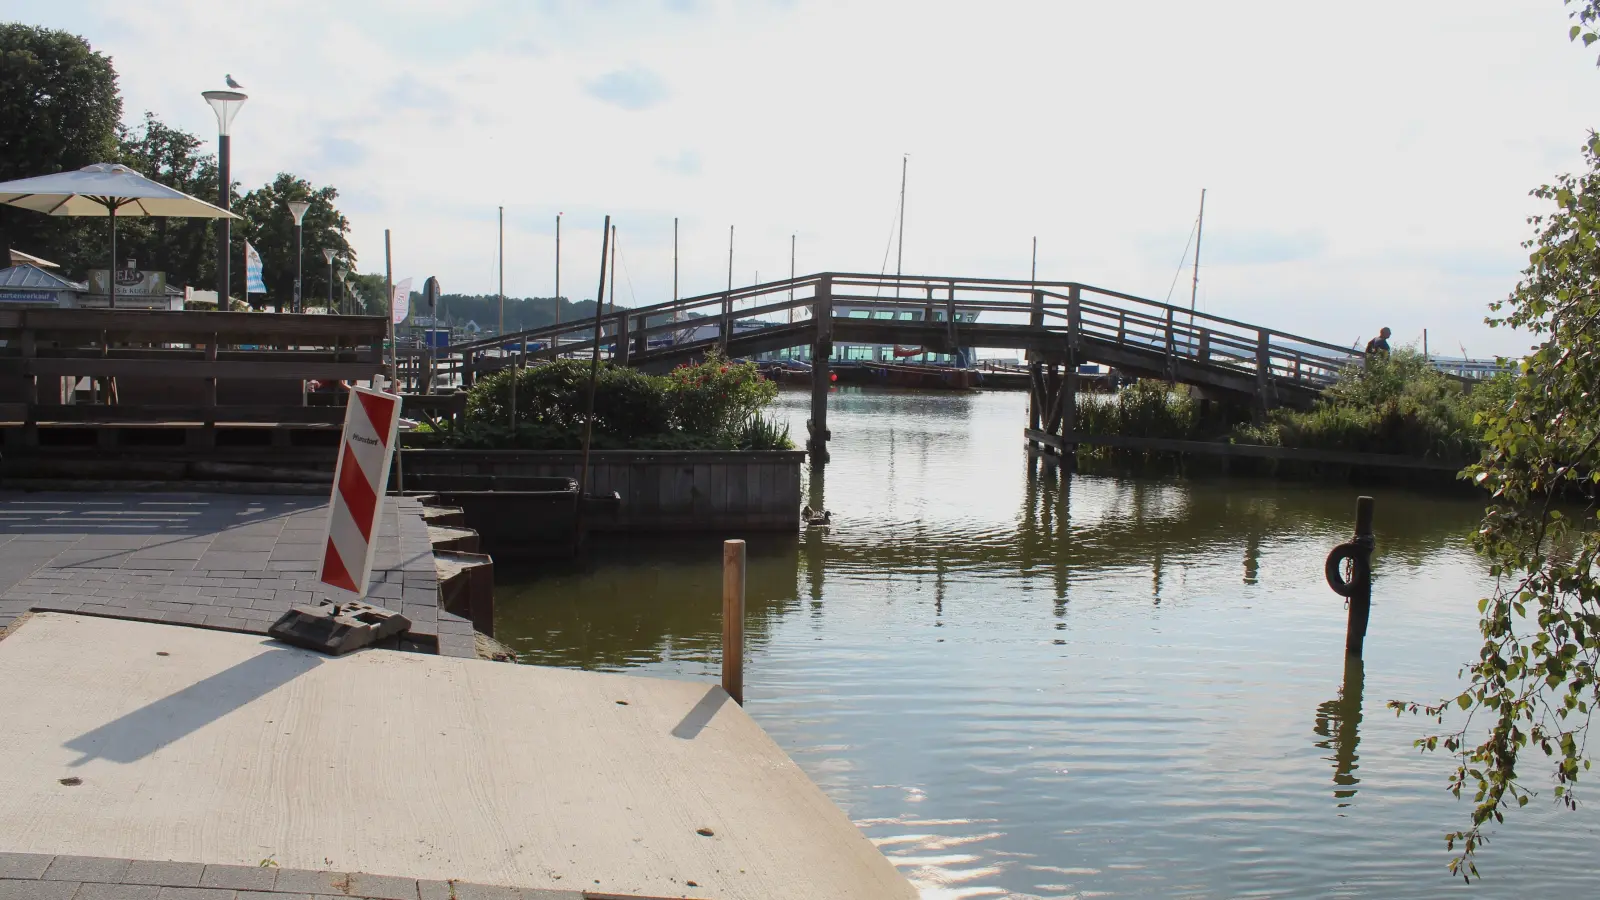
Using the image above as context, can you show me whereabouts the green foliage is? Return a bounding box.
[0,23,121,271]
[111,112,219,290]
[448,352,789,451]
[233,173,355,310]
[1077,379,1200,440]
[1234,350,1505,461]
[1386,34,1600,877]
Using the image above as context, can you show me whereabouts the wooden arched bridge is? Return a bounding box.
[418,273,1369,463]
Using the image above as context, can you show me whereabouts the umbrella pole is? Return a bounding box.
[108,202,116,310]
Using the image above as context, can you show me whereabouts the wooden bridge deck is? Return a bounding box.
[430,272,1366,461]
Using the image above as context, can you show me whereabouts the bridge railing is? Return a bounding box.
[421,271,1366,396]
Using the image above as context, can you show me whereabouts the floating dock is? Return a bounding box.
[0,612,915,899]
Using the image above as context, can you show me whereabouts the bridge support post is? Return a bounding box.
[1061,351,1079,470]
[808,275,833,465]
[1255,328,1274,420]
[1028,356,1044,449]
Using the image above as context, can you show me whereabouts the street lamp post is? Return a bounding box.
[323,248,336,313]
[287,200,311,313]
[201,89,246,304]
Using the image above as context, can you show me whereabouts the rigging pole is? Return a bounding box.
[1190,189,1206,324]
[895,154,907,297]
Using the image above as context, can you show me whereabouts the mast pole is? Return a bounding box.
[555,212,562,329]
[498,206,504,337]
[1190,188,1206,325]
[895,154,907,298]
[790,233,796,324]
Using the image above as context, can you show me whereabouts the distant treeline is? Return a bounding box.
[408,293,702,334]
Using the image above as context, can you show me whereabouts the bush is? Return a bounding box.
[1076,379,1201,440]
[448,351,790,451]
[1232,349,1509,461]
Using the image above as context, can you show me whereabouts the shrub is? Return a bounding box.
[448,351,788,450]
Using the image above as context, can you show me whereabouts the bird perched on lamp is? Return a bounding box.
[225,74,244,89]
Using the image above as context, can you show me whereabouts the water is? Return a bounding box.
[494,388,1600,899]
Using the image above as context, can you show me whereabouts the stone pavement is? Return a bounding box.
[0,493,476,658]
[0,853,594,899]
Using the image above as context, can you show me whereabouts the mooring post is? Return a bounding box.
[722,538,746,705]
[808,275,833,464]
[1324,495,1375,657]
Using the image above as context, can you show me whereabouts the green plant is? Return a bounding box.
[737,413,794,451]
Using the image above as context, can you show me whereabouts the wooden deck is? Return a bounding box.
[0,612,915,899]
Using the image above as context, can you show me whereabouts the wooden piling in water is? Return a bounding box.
[723,538,746,705]
[809,276,833,465]
[1324,495,1375,658]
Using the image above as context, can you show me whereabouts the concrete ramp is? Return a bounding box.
[0,613,915,899]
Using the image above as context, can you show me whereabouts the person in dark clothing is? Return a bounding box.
[1364,327,1392,358]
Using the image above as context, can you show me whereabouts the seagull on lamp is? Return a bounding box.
[225,74,244,89]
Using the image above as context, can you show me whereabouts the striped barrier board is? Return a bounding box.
[318,384,402,598]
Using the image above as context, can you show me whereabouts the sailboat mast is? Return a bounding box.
[555,212,562,327]
[1190,188,1206,321]
[498,206,504,337]
[895,154,907,296]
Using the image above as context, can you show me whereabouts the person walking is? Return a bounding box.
[1364,327,1392,359]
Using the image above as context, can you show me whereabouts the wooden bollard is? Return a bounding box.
[722,539,746,705]
[1324,496,1375,657]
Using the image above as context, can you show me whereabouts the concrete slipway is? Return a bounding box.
[0,612,916,899]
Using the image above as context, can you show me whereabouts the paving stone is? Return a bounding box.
[238,893,310,900]
[200,864,277,891]
[0,879,80,900]
[344,872,420,899]
[269,870,344,895]
[76,883,163,899]
[43,854,130,882]
[155,889,236,900]
[0,852,54,880]
[123,860,205,887]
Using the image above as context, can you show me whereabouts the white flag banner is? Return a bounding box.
[391,277,412,324]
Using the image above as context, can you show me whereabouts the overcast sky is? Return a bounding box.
[8,0,1596,356]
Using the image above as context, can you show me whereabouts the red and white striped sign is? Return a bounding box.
[317,384,402,598]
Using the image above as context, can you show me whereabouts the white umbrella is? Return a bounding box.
[0,162,237,307]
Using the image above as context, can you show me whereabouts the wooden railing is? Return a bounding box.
[411,271,1367,400]
[0,308,387,428]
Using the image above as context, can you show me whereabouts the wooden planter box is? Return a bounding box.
[399,449,806,533]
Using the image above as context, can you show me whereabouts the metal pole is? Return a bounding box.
[724,224,733,351]
[1190,188,1206,327]
[216,133,230,305]
[555,212,562,328]
[498,206,504,338]
[609,224,617,316]
[108,202,117,309]
[722,539,747,705]
[1031,236,1037,285]
[575,215,612,541]
[673,217,679,303]
[294,221,303,313]
[896,154,907,297]
[385,229,396,386]
[790,233,795,324]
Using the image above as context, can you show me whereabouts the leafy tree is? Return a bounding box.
[0,24,121,272]
[233,173,354,311]
[112,112,220,289]
[1390,0,1600,881]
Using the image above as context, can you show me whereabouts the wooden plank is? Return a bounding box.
[1027,429,1464,472]
[727,458,749,516]
[28,405,345,424]
[692,463,714,517]
[709,462,728,518]
[5,359,381,380]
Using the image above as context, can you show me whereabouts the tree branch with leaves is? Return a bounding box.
[1388,0,1600,882]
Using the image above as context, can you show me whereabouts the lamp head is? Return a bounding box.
[287,200,311,226]
[201,90,247,136]
[322,248,337,264]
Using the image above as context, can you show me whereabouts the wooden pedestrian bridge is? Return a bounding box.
[429,272,1370,462]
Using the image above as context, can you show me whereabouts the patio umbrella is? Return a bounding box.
[0,162,236,307]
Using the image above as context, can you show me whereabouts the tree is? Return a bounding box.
[112,112,220,290]
[0,24,121,271]
[233,173,355,311]
[1391,0,1600,881]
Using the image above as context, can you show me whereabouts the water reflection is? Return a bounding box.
[1314,655,1367,807]
[488,389,1588,899]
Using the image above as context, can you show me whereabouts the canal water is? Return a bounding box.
[494,387,1599,899]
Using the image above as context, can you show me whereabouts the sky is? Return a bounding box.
[6,0,1597,357]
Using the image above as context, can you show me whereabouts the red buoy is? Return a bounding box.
[830,373,838,382]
